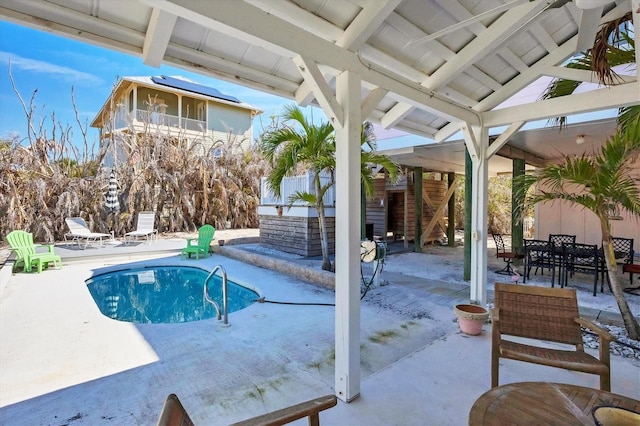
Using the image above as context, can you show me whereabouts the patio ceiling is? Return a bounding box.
[0,0,637,149]
[383,117,619,175]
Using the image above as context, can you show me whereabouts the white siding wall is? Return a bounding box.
[536,201,640,252]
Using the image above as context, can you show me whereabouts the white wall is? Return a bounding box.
[536,201,640,253]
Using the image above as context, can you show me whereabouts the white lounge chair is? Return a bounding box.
[64,217,112,248]
[124,211,158,244]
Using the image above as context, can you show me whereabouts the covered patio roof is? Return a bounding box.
[0,1,637,140]
[1,0,638,404]
[383,117,619,174]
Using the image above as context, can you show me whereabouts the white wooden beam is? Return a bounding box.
[497,47,529,73]
[434,0,487,36]
[334,70,362,403]
[361,88,388,119]
[545,66,636,83]
[0,2,145,55]
[435,32,580,142]
[486,121,525,159]
[157,0,480,124]
[466,125,489,305]
[295,1,398,109]
[528,22,558,53]
[410,0,529,45]
[246,0,341,40]
[337,0,400,50]
[424,1,549,90]
[380,104,413,130]
[435,1,631,142]
[166,43,300,98]
[482,83,640,127]
[389,1,548,132]
[293,56,344,128]
[461,123,479,160]
[142,8,177,67]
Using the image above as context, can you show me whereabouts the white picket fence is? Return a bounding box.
[261,172,335,207]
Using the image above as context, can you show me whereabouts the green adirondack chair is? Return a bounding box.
[6,230,62,273]
[181,225,215,260]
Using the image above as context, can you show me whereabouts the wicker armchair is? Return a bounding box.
[157,393,337,426]
[491,283,614,391]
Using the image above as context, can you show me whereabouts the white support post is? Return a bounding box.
[464,125,489,305]
[334,69,362,402]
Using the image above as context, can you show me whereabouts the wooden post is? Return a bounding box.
[448,172,456,247]
[334,70,361,402]
[511,158,525,264]
[464,148,472,281]
[360,182,366,240]
[414,166,423,253]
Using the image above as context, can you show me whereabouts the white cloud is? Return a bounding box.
[0,51,103,85]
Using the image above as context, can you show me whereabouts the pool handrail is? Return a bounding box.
[203,265,228,325]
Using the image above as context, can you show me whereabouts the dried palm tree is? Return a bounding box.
[2,74,270,243]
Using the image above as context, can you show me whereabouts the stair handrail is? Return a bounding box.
[203,265,228,325]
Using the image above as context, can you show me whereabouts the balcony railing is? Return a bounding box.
[261,172,335,207]
[135,109,205,131]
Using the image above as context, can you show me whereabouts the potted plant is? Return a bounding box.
[454,304,489,335]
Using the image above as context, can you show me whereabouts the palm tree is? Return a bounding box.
[260,105,335,270]
[541,12,638,130]
[515,117,640,339]
[260,105,399,271]
[360,121,400,199]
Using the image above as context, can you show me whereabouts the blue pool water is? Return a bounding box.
[85,266,258,324]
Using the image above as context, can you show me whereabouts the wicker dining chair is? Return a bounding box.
[491,283,614,391]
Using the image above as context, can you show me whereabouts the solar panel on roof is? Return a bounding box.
[151,75,241,103]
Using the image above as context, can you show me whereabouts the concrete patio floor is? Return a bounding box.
[1,232,638,425]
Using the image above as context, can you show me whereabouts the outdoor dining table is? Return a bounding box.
[468,382,640,426]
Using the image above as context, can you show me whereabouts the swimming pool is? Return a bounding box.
[85,266,259,324]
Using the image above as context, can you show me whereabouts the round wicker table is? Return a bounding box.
[469,382,640,426]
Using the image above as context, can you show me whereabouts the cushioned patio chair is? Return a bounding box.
[181,224,215,259]
[7,230,62,273]
[64,217,112,249]
[491,283,613,391]
[123,211,158,244]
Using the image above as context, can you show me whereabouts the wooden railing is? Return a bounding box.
[261,172,335,207]
[135,109,205,131]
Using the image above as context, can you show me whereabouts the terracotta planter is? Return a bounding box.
[454,304,489,336]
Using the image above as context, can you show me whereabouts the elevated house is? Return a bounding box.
[91,75,262,164]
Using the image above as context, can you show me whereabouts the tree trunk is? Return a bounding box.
[602,236,640,340]
[315,173,332,271]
